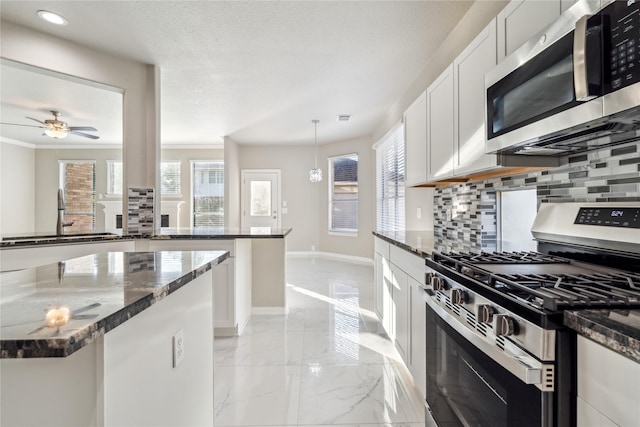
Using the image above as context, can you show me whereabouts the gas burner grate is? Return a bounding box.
[491,271,640,310]
[438,251,571,265]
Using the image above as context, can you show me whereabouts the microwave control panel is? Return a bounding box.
[606,0,640,91]
[574,207,640,228]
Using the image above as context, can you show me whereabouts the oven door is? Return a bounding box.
[425,302,553,427]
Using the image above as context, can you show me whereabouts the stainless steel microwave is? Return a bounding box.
[485,0,640,156]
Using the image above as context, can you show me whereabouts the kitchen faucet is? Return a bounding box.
[56,188,74,236]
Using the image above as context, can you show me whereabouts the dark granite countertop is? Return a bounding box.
[0,227,292,248]
[565,310,640,363]
[0,250,228,358]
[373,230,436,258]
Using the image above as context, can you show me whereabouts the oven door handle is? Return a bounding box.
[424,293,552,391]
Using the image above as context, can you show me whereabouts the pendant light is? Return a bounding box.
[309,119,323,182]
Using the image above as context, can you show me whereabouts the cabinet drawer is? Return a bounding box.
[389,244,424,283]
[374,237,390,259]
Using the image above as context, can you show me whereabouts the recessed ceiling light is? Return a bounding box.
[37,10,68,26]
[337,114,352,122]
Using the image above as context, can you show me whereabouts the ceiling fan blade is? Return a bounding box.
[0,122,43,128]
[25,116,46,125]
[69,130,100,140]
[69,126,98,132]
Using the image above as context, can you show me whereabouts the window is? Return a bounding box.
[161,161,181,195]
[107,161,180,196]
[374,122,405,231]
[106,160,123,195]
[59,160,96,233]
[329,153,358,234]
[192,161,224,228]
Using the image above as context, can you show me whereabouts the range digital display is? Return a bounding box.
[574,207,640,228]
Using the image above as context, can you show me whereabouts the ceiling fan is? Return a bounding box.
[0,110,99,140]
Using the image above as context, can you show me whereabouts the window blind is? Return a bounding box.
[192,161,224,228]
[329,154,358,233]
[107,160,123,195]
[374,122,405,231]
[161,161,181,195]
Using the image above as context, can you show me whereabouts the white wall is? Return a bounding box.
[237,144,319,252]
[1,21,159,232]
[318,136,375,258]
[372,1,507,232]
[224,137,241,229]
[0,141,35,235]
[34,148,121,232]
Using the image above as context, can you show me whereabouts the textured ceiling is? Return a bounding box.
[0,1,474,146]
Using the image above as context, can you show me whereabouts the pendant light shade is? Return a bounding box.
[309,119,322,182]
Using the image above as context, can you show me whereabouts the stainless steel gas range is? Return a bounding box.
[422,202,640,427]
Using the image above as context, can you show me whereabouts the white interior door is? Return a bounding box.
[241,169,281,229]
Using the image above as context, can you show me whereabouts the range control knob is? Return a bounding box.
[425,272,435,286]
[494,314,517,337]
[476,305,495,324]
[430,275,448,291]
[451,288,468,305]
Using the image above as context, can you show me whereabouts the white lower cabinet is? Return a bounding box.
[409,275,426,398]
[374,237,426,396]
[391,263,409,360]
[577,335,640,427]
[147,239,252,336]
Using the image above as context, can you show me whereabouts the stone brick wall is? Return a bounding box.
[63,162,95,233]
[433,141,640,253]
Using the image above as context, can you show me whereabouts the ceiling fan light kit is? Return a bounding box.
[1,110,99,140]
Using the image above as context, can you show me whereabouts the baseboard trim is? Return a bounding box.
[252,306,290,316]
[287,251,373,265]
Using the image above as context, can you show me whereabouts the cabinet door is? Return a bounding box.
[577,336,640,427]
[374,252,384,319]
[391,264,409,362]
[212,259,234,328]
[404,91,428,186]
[409,276,426,398]
[454,19,498,176]
[427,64,455,181]
[497,0,561,61]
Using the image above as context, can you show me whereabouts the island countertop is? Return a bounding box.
[0,227,292,248]
[0,250,228,358]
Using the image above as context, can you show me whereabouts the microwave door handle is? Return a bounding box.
[574,14,596,101]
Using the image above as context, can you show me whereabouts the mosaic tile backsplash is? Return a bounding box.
[127,187,155,234]
[433,141,640,253]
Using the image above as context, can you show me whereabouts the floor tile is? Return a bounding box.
[214,365,301,426]
[215,331,304,366]
[214,256,426,427]
[297,363,425,425]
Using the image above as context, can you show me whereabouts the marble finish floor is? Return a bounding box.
[214,256,426,427]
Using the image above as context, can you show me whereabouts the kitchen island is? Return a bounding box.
[1,227,293,335]
[0,250,228,426]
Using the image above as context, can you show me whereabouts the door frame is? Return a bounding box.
[240,169,282,229]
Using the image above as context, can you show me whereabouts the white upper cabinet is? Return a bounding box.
[453,19,498,176]
[404,91,428,186]
[497,0,562,61]
[427,64,455,181]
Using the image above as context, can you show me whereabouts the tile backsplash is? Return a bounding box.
[433,141,640,253]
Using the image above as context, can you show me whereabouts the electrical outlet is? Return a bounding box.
[282,207,288,214]
[173,328,185,368]
[416,207,422,219]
